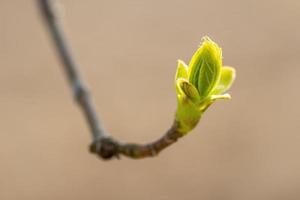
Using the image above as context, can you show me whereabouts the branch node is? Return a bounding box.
[90,137,120,160]
[72,80,89,103]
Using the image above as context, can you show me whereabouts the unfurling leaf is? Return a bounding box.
[176,78,200,103]
[212,66,236,95]
[188,37,222,99]
[175,60,188,80]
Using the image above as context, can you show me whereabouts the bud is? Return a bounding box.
[174,36,236,134]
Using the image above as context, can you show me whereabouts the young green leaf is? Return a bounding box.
[188,37,222,99]
[188,50,203,93]
[176,78,201,103]
[175,60,188,80]
[210,93,231,101]
[197,38,222,98]
[211,66,236,95]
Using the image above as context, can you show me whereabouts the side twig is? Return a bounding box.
[38,0,185,160]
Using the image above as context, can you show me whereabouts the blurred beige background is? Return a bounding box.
[1,0,300,199]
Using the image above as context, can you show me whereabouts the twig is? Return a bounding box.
[38,0,106,140]
[38,0,185,160]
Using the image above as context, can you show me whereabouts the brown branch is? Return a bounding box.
[90,121,184,159]
[38,0,185,160]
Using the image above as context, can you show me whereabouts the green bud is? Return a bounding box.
[174,36,236,134]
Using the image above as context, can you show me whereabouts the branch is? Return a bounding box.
[38,0,107,139]
[38,0,186,160]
